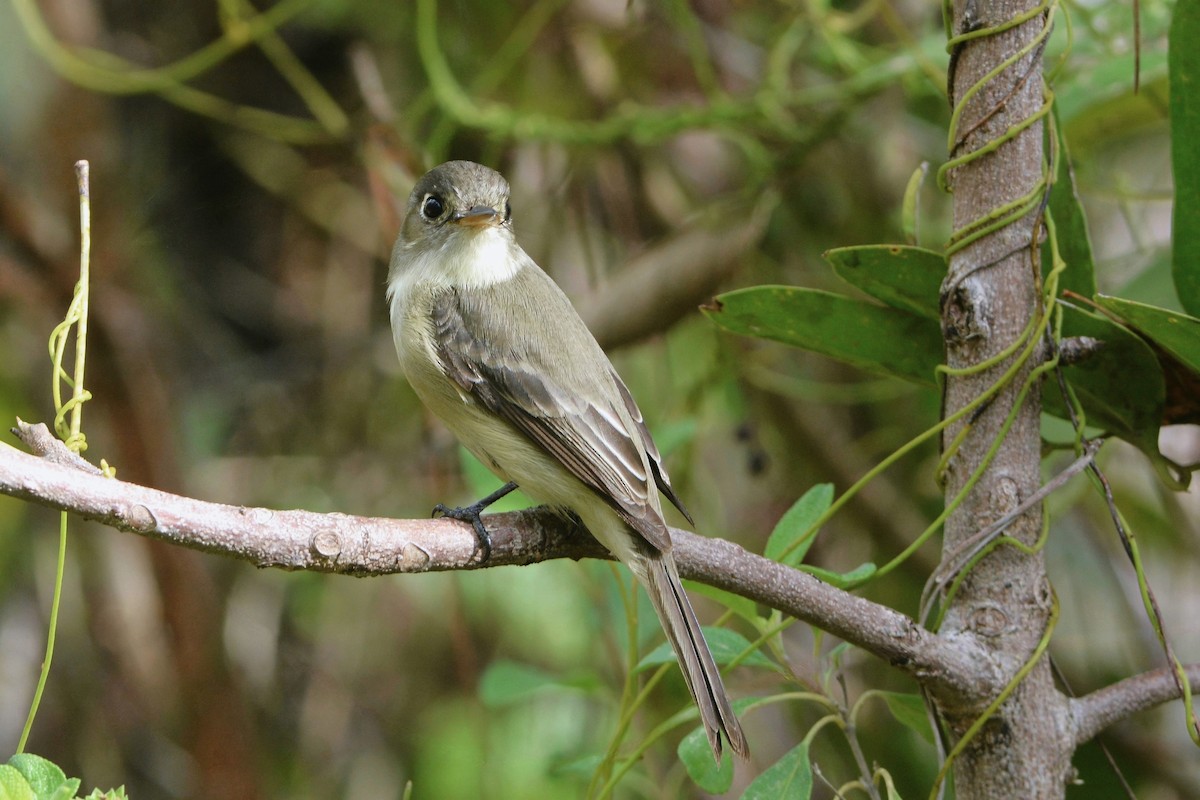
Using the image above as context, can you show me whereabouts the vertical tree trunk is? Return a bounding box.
[939,0,1072,795]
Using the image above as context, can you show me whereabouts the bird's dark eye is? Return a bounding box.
[421,194,445,219]
[503,201,512,222]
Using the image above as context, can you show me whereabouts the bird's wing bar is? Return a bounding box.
[431,290,671,553]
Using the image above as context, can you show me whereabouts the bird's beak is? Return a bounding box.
[453,206,499,228]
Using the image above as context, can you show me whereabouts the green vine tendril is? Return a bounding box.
[18,162,99,754]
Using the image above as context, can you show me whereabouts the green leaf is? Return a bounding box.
[799,561,878,589]
[1056,51,1169,127]
[764,484,834,567]
[880,691,935,744]
[477,660,589,707]
[879,769,907,800]
[80,790,128,800]
[0,766,35,800]
[5,756,67,798]
[679,726,734,793]
[704,287,943,386]
[825,245,944,319]
[1051,305,1165,459]
[1091,296,1200,438]
[741,741,812,800]
[901,163,929,245]
[549,754,603,779]
[478,660,555,706]
[638,627,776,672]
[1046,111,1097,299]
[1093,296,1200,374]
[686,582,762,623]
[1170,2,1200,316]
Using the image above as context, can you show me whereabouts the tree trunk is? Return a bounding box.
[939,0,1072,795]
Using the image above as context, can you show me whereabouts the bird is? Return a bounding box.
[386,160,748,762]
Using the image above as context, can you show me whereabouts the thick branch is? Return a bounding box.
[1071,664,1200,747]
[1,423,991,698]
[938,0,1065,794]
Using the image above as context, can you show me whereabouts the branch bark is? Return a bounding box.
[1071,664,1200,748]
[1,422,990,700]
[6,416,1198,780]
[938,0,1067,795]
[582,194,774,351]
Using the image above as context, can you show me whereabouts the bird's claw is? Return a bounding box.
[432,501,493,564]
[431,482,518,565]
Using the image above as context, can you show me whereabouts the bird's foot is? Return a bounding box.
[433,501,494,563]
[431,482,519,564]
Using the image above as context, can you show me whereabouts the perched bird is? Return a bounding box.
[387,160,748,761]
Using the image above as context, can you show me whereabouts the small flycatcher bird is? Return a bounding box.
[387,160,748,761]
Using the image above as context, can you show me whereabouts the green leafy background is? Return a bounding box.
[0,0,1195,798]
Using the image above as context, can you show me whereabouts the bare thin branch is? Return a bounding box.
[1,422,993,698]
[1071,664,1200,747]
[3,423,605,574]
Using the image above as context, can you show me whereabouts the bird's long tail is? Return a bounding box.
[642,552,749,762]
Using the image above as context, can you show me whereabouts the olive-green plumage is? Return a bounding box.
[387,161,748,762]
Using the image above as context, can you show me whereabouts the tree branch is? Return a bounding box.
[581,195,774,351]
[1071,664,1200,748]
[2,421,992,698]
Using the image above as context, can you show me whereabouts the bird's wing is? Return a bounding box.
[609,369,694,526]
[430,284,671,553]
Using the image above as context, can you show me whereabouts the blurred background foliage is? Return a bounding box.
[0,0,1196,797]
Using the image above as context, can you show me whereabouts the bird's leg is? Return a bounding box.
[432,482,519,563]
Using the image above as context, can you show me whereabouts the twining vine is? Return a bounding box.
[17,161,99,754]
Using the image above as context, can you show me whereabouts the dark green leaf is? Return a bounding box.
[1092,296,1200,432]
[880,691,935,744]
[679,726,734,793]
[704,287,943,386]
[764,484,834,567]
[741,741,813,800]
[825,245,944,319]
[1170,2,1200,315]
[799,561,878,589]
[1094,296,1200,373]
[1052,305,1165,460]
[638,627,776,672]
[1046,111,1097,299]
